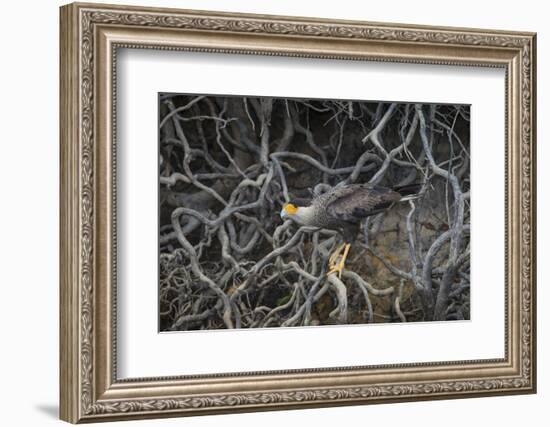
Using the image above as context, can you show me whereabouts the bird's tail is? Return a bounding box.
[393,183,422,202]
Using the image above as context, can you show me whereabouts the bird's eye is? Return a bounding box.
[284,203,299,215]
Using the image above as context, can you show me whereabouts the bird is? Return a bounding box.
[280,183,421,278]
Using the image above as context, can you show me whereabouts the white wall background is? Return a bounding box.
[0,0,545,425]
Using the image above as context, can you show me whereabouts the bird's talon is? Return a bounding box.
[328,258,340,272]
[327,243,350,278]
[327,261,345,278]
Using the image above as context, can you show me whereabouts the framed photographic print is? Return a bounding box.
[60,2,537,423]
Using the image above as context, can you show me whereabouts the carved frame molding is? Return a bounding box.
[60,2,536,423]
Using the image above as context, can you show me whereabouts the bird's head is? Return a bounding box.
[280,198,314,225]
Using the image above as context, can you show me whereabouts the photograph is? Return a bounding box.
[158,94,471,331]
[56,2,536,422]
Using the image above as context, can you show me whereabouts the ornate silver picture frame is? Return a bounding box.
[60,2,536,423]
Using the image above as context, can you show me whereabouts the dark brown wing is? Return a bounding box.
[326,184,401,222]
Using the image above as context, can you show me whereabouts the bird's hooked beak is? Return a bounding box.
[280,208,288,220]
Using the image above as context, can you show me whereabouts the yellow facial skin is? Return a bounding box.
[280,203,299,219]
[284,203,299,215]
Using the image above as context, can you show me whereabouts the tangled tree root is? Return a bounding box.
[159,96,470,331]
